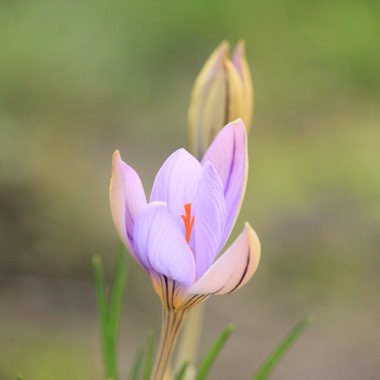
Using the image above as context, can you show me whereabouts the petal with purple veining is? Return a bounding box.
[185,223,260,296]
[202,119,248,244]
[133,202,196,286]
[150,149,202,218]
[191,162,227,278]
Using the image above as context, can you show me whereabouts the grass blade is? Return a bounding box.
[174,361,189,380]
[92,255,108,334]
[129,348,144,380]
[93,254,112,378]
[108,246,127,337]
[253,317,310,380]
[93,255,114,378]
[93,249,128,380]
[143,333,154,380]
[195,324,235,380]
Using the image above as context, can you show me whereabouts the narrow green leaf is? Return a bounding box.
[92,255,108,333]
[93,255,114,378]
[174,362,189,380]
[17,375,24,380]
[104,246,127,380]
[143,333,154,380]
[196,324,235,380]
[108,246,127,338]
[128,348,144,380]
[253,317,311,380]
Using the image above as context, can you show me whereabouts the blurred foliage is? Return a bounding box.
[253,317,310,380]
[0,0,380,379]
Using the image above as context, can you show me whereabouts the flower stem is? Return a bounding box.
[174,303,205,375]
[152,308,188,380]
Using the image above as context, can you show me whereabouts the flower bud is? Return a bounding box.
[188,41,254,158]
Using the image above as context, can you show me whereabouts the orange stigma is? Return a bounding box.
[181,203,194,244]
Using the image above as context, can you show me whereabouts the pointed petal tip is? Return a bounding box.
[166,147,195,161]
[208,41,230,68]
[244,221,261,276]
[231,117,245,128]
[174,147,190,156]
[224,118,247,138]
[112,149,121,160]
[244,221,261,258]
[231,41,250,81]
[233,40,245,58]
[112,149,122,171]
[217,40,230,55]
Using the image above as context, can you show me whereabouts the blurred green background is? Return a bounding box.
[1,1,379,379]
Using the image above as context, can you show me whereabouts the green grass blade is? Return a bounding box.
[93,255,115,378]
[128,348,144,380]
[143,333,154,380]
[174,362,189,380]
[92,255,108,334]
[108,246,127,338]
[195,324,235,380]
[104,246,127,380]
[253,317,310,380]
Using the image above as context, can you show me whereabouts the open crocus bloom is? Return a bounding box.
[110,119,260,311]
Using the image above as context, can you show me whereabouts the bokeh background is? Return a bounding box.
[1,1,379,379]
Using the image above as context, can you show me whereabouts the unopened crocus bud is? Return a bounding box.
[188,40,254,158]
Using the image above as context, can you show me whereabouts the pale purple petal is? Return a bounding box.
[133,201,196,286]
[150,149,203,218]
[191,162,227,279]
[202,119,248,243]
[109,150,147,256]
[185,223,260,296]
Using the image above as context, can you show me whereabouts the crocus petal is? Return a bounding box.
[185,223,260,296]
[188,41,229,158]
[110,150,147,255]
[192,162,227,279]
[232,40,254,130]
[202,119,248,243]
[133,202,196,286]
[150,148,202,218]
[222,58,245,125]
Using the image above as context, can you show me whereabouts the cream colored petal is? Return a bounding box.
[188,41,229,158]
[232,40,254,131]
[223,58,245,124]
[109,150,147,256]
[185,223,260,296]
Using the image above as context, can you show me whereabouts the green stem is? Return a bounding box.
[152,308,188,380]
[174,303,205,373]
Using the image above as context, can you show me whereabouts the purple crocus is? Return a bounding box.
[110,119,260,311]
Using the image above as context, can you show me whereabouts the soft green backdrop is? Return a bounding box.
[1,1,379,379]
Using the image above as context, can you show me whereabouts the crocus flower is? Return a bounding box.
[188,41,254,158]
[110,119,260,379]
[110,118,260,308]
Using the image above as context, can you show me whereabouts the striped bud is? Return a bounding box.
[188,41,254,158]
